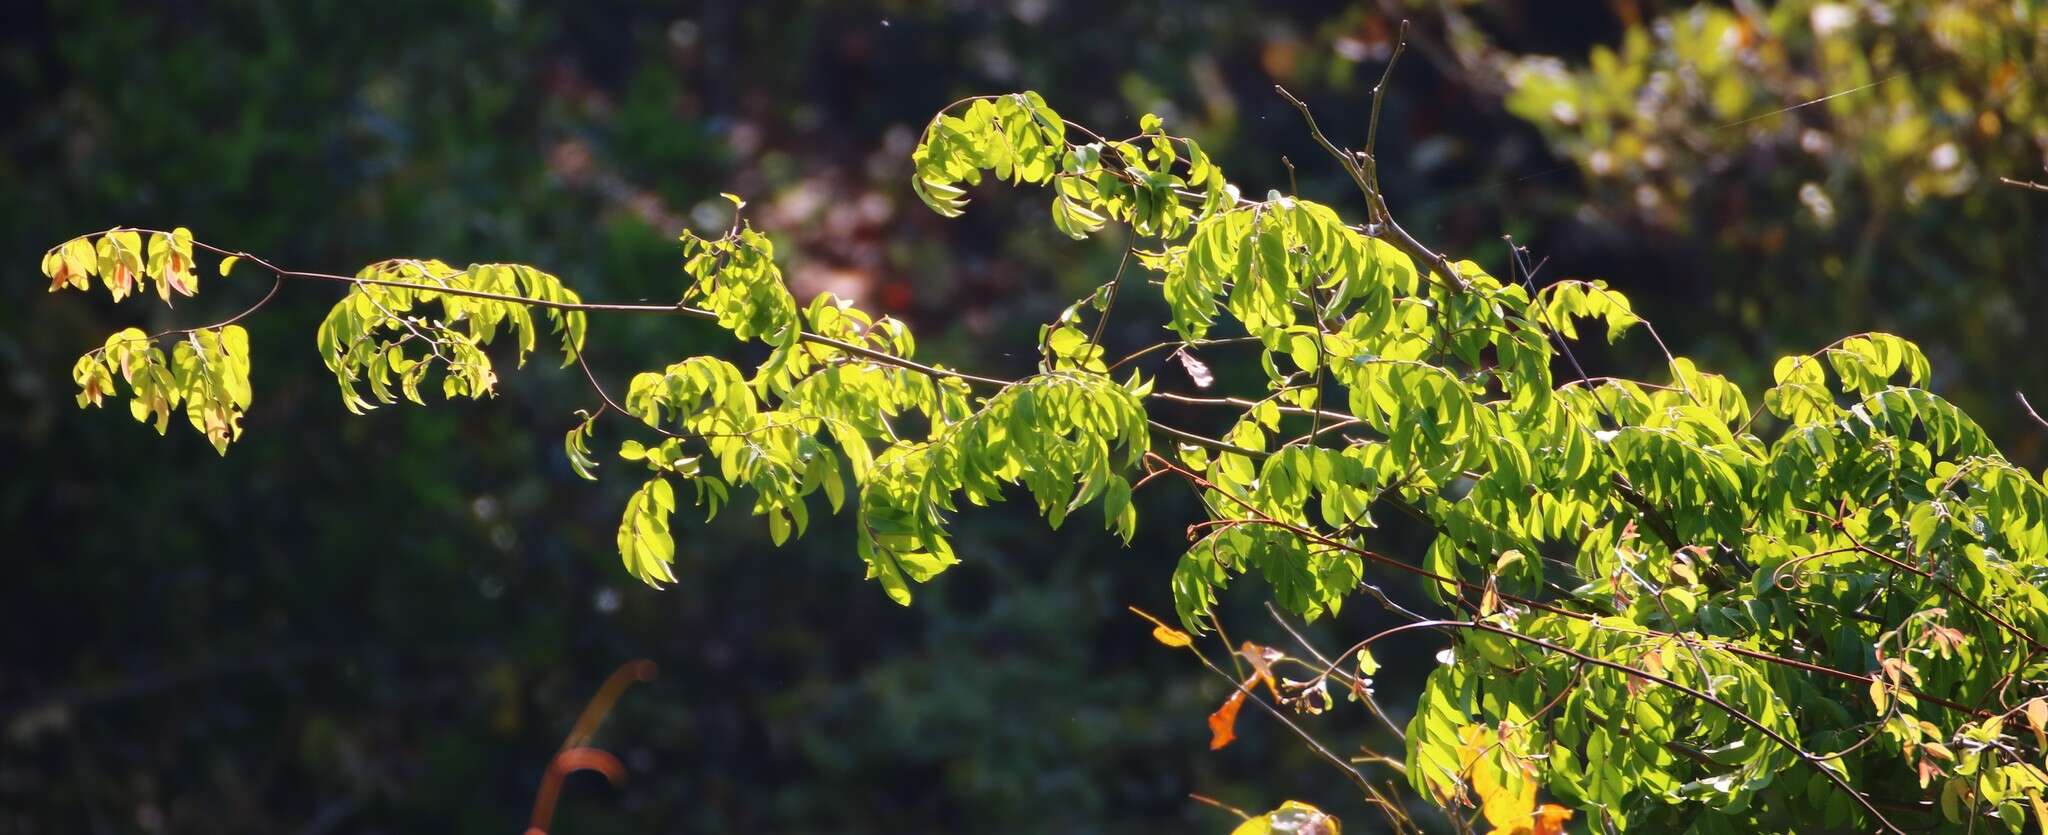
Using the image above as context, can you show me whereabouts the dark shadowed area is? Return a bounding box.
[2,1,2041,833]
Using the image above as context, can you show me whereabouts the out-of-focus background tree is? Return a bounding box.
[0,1,2039,832]
[1444,0,2048,461]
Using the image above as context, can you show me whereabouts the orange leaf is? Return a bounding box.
[1129,606,1194,649]
[1917,754,1944,789]
[1209,688,1247,750]
[1238,641,1284,699]
[109,263,134,301]
[1152,625,1193,648]
[1532,804,1574,835]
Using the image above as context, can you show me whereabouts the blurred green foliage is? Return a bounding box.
[1449,0,2046,461]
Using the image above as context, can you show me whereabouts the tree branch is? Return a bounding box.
[1143,453,1994,719]
[1364,20,1409,161]
[2019,391,2048,433]
[1461,620,1906,835]
[1265,602,1408,741]
[1273,86,1467,294]
[169,231,1020,390]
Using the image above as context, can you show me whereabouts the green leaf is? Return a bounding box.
[617,477,678,588]
[564,412,600,481]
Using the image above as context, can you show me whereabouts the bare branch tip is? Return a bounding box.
[2019,391,2048,432]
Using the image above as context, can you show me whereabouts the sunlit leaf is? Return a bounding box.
[1208,687,1247,750]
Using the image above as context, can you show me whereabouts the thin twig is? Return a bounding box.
[1143,453,1993,719]
[1190,643,1378,797]
[569,342,680,438]
[1273,86,1466,294]
[81,276,282,359]
[159,230,1019,389]
[1188,793,1252,821]
[2019,391,2048,433]
[1148,420,1265,458]
[1106,336,1260,374]
[1089,239,1137,348]
[1364,20,1410,160]
[1152,390,1357,424]
[1265,603,1407,741]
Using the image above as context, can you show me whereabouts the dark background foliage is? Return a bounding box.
[1,1,2040,833]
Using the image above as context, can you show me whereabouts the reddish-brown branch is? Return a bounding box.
[559,659,657,750]
[524,659,657,834]
[524,747,627,835]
